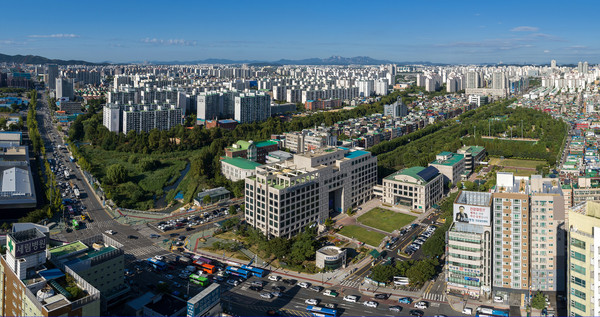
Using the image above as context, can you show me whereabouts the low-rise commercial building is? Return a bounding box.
[316,246,347,270]
[220,157,262,182]
[457,145,486,175]
[382,166,444,211]
[186,283,222,317]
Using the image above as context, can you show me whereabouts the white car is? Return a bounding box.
[363,301,378,308]
[260,292,274,299]
[154,255,165,261]
[343,295,358,303]
[298,282,310,288]
[105,230,115,235]
[305,298,319,305]
[494,295,503,303]
[414,301,428,309]
[268,275,281,281]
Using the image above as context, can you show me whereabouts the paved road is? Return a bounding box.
[37,92,169,262]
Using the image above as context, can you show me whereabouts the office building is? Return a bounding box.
[0,227,101,316]
[244,147,377,237]
[56,78,74,100]
[567,201,600,317]
[491,172,530,292]
[428,151,465,185]
[446,191,493,298]
[220,157,262,182]
[47,64,58,90]
[529,175,565,292]
[457,145,486,175]
[234,92,271,124]
[224,140,278,164]
[381,166,444,211]
[383,98,408,118]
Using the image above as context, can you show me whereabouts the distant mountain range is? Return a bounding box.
[0,53,108,66]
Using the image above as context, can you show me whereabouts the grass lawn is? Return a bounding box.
[357,207,416,233]
[490,157,546,169]
[338,225,385,247]
[500,167,536,177]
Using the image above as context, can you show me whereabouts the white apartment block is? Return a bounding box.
[234,92,271,124]
[102,104,122,133]
[244,147,377,237]
[122,104,182,133]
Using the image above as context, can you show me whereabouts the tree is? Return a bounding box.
[531,291,546,310]
[229,205,237,215]
[139,158,160,171]
[406,258,438,285]
[69,119,84,141]
[324,217,334,229]
[202,195,212,205]
[267,237,291,259]
[370,264,400,283]
[105,163,127,184]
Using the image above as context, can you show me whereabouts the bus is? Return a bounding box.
[71,219,79,230]
[193,256,212,265]
[241,264,267,278]
[306,305,337,317]
[199,263,216,274]
[226,266,250,279]
[147,258,167,271]
[189,274,209,286]
[476,307,509,317]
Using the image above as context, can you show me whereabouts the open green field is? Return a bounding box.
[81,146,200,210]
[489,157,546,168]
[338,225,385,247]
[500,168,537,177]
[357,208,416,233]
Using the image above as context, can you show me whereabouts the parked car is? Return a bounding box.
[298,282,310,288]
[268,275,281,281]
[398,297,413,304]
[260,292,274,299]
[271,291,283,297]
[374,293,389,300]
[389,306,402,312]
[249,286,262,292]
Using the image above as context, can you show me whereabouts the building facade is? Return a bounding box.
[429,151,465,185]
[221,157,262,182]
[382,166,444,211]
[244,147,377,237]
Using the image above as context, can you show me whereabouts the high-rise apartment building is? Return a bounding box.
[383,98,408,118]
[529,175,565,292]
[234,92,271,124]
[567,201,600,317]
[446,191,493,298]
[196,90,236,124]
[491,172,530,292]
[357,80,374,97]
[492,72,507,90]
[375,78,389,96]
[466,71,480,89]
[550,60,556,69]
[46,64,58,90]
[122,104,182,133]
[244,147,377,238]
[56,77,74,100]
[577,61,583,73]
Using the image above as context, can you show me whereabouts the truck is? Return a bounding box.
[69,155,75,162]
[74,188,80,198]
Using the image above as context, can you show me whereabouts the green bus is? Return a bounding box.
[72,219,79,230]
[189,274,209,286]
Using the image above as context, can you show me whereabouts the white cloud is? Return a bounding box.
[511,26,539,32]
[28,34,79,38]
[544,50,550,53]
[141,38,197,46]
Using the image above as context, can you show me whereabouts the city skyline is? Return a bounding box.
[0,0,598,64]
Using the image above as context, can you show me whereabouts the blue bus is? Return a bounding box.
[240,264,267,277]
[306,305,337,317]
[226,266,250,279]
[148,258,167,271]
[476,307,509,317]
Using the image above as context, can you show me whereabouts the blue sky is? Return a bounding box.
[0,0,596,64]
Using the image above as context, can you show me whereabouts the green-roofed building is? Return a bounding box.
[429,152,465,185]
[382,166,444,211]
[457,145,486,174]
[221,157,263,181]
[225,139,278,163]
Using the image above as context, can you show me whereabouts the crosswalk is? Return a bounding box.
[338,278,361,288]
[251,305,311,317]
[85,220,114,229]
[123,245,166,258]
[422,292,446,302]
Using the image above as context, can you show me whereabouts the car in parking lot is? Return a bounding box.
[105,230,115,235]
[494,295,503,302]
[251,281,264,287]
[298,282,310,288]
[282,279,297,285]
[343,295,358,303]
[410,309,424,316]
[305,298,319,305]
[389,306,402,312]
[127,235,138,239]
[249,286,262,292]
[226,279,239,286]
[268,275,281,281]
[260,292,274,299]
[271,291,283,297]
[363,301,378,308]
[271,285,285,292]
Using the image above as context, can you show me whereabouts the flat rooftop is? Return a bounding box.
[49,241,87,258]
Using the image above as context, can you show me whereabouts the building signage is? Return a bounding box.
[453,203,491,226]
[448,265,481,275]
[187,284,221,317]
[8,236,47,258]
[464,276,480,282]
